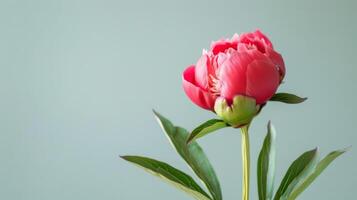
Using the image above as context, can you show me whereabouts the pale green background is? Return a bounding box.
[1,0,356,199]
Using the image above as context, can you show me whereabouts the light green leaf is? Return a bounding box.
[270,93,307,104]
[153,110,222,200]
[187,119,228,144]
[274,148,319,200]
[257,122,276,200]
[287,148,348,200]
[121,155,211,200]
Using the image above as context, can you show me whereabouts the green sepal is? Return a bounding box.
[214,95,259,127]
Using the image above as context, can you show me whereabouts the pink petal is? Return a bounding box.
[182,65,216,110]
[246,59,280,104]
[238,30,273,54]
[217,52,248,103]
[218,48,269,102]
[231,33,239,43]
[210,36,239,55]
[253,29,273,48]
[266,47,285,81]
[194,54,211,90]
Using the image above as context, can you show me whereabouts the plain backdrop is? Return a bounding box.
[1,0,356,199]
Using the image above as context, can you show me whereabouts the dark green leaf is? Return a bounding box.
[187,119,228,144]
[121,155,211,200]
[270,93,307,104]
[287,148,348,200]
[274,148,319,200]
[153,110,222,200]
[257,122,276,200]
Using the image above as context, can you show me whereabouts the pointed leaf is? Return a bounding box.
[270,93,307,104]
[287,148,348,200]
[257,122,276,200]
[153,110,222,200]
[121,155,211,200]
[274,148,319,200]
[187,119,228,144]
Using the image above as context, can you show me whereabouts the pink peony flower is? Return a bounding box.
[183,30,285,111]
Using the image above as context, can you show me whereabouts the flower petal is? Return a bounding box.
[194,54,211,90]
[217,52,248,103]
[246,59,280,104]
[266,47,286,81]
[238,30,273,53]
[218,48,270,102]
[182,65,216,110]
[210,35,239,55]
[253,29,273,48]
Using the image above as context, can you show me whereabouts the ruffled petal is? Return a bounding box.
[210,34,239,55]
[182,65,216,110]
[253,29,273,48]
[238,29,273,53]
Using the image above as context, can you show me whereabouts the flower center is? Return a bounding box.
[209,74,221,97]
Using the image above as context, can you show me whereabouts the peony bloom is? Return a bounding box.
[182,30,285,126]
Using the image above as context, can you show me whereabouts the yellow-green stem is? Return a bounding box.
[241,125,250,200]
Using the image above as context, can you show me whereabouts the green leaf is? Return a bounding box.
[287,148,348,200]
[257,122,276,200]
[187,119,228,144]
[274,148,319,200]
[153,110,222,200]
[270,93,307,104]
[121,155,211,200]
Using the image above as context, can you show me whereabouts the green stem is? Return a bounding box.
[241,125,250,200]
